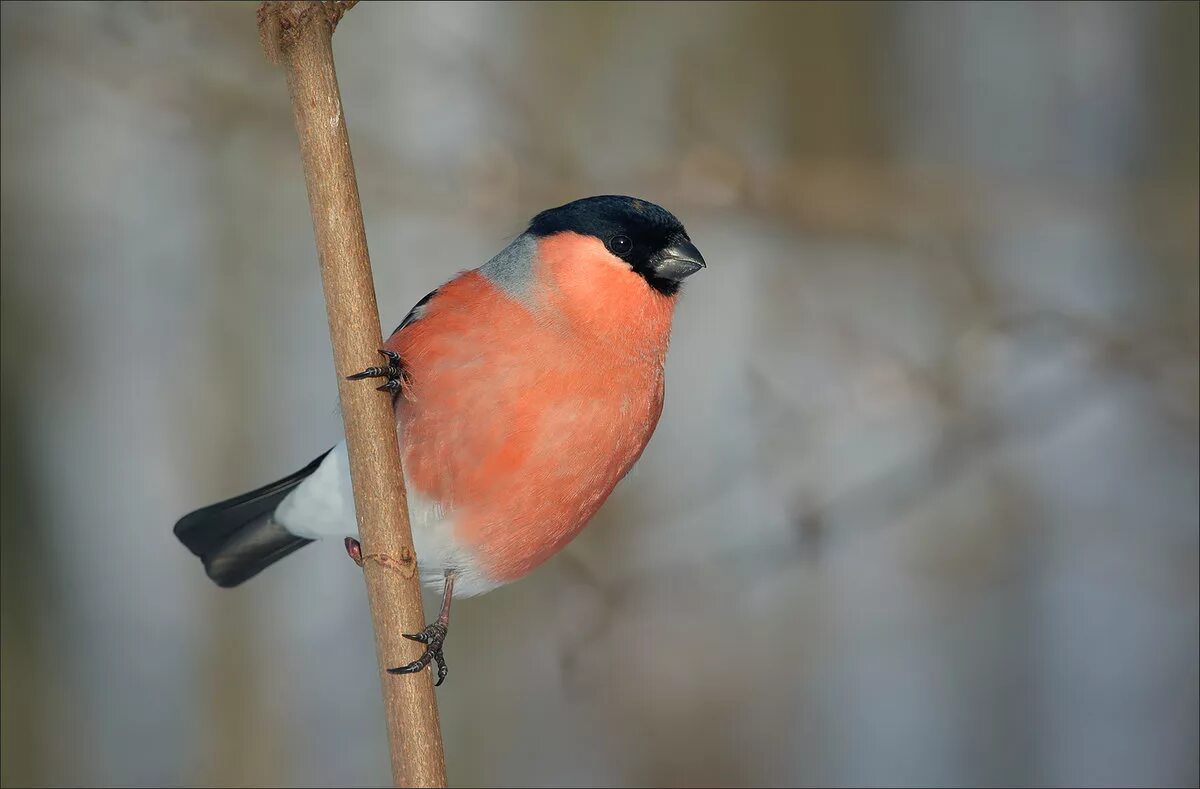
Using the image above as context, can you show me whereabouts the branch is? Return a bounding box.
[256,2,447,786]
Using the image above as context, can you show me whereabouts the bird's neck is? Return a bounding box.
[533,233,677,363]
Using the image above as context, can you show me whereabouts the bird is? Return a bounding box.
[173,195,705,685]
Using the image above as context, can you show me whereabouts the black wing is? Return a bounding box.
[389,287,439,339]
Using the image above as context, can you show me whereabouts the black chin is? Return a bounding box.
[633,267,683,296]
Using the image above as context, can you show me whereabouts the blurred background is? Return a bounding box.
[2,1,1197,786]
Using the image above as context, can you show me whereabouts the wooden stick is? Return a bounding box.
[256,3,447,786]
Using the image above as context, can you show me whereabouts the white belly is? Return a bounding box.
[273,442,499,597]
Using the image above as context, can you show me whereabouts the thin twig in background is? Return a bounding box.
[256,2,447,786]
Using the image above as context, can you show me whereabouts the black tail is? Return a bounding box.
[173,450,332,588]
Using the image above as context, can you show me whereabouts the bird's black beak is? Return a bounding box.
[651,239,707,282]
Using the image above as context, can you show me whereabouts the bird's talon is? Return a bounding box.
[346,350,406,397]
[388,622,448,683]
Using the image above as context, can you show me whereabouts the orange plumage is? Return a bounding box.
[391,233,674,582]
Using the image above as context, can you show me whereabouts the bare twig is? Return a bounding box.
[256,2,447,786]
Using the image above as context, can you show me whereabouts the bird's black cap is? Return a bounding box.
[528,195,705,296]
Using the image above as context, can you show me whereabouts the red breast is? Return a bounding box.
[388,233,678,582]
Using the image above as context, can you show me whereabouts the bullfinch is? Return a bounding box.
[173,195,706,684]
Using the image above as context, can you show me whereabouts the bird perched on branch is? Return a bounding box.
[173,195,705,684]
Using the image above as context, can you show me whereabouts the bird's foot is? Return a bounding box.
[346,349,408,395]
[389,622,449,687]
[347,540,451,686]
[344,537,365,567]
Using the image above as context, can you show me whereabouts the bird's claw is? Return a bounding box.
[389,622,449,686]
[346,349,408,395]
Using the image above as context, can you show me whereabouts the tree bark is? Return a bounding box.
[256,2,447,786]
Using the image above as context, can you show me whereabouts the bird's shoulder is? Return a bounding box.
[386,269,531,346]
[390,286,440,337]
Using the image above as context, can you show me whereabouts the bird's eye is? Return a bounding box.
[608,235,633,256]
